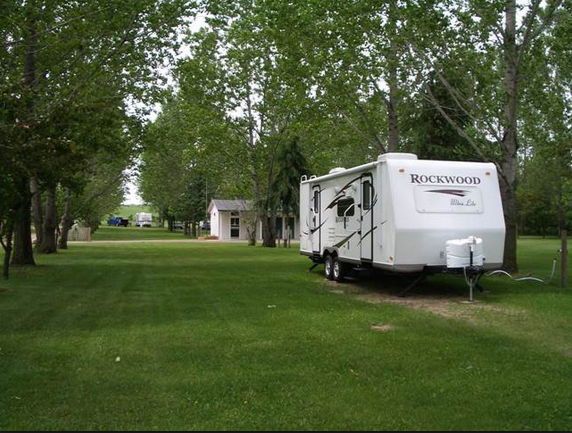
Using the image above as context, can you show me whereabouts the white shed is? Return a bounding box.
[208,199,300,242]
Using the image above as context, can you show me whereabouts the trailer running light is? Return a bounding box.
[399,168,405,173]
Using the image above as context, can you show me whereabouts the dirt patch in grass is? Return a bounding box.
[329,289,346,295]
[323,279,526,324]
[370,323,396,333]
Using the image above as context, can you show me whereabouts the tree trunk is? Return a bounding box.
[500,180,518,272]
[30,176,43,248]
[38,185,58,254]
[386,3,400,152]
[501,0,519,272]
[12,15,38,267]
[191,223,197,238]
[387,52,399,151]
[283,213,290,248]
[252,171,276,248]
[58,188,72,250]
[261,216,276,248]
[12,177,35,267]
[2,222,15,280]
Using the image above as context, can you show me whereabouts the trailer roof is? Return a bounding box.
[302,154,418,184]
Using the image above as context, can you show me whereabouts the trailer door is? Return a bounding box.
[361,175,375,261]
[311,185,321,254]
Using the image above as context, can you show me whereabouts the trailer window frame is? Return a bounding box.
[337,197,355,217]
[363,180,372,211]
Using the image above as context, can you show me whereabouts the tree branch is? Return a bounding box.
[517,0,564,66]
[341,86,387,152]
[422,81,506,181]
[472,7,506,42]
[3,6,115,48]
[339,110,384,152]
[433,69,504,144]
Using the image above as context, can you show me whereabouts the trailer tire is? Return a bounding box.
[333,257,347,282]
[324,255,334,280]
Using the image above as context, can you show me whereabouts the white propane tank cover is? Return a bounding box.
[446,237,484,269]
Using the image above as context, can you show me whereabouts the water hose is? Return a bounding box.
[486,252,559,285]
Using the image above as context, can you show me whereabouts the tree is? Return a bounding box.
[404,69,475,161]
[139,98,222,232]
[267,0,412,154]
[140,100,198,230]
[0,148,18,280]
[272,137,308,245]
[517,156,569,236]
[177,3,315,247]
[70,160,129,235]
[57,132,134,249]
[172,173,211,237]
[407,0,566,271]
[2,0,195,265]
[518,2,572,236]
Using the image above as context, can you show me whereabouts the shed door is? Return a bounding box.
[230,216,240,239]
[361,175,375,261]
[311,186,321,254]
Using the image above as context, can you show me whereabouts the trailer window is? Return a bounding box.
[337,198,355,217]
[313,191,320,212]
[363,180,372,210]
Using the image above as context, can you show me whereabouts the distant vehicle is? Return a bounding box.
[135,212,153,228]
[172,221,184,230]
[107,217,129,227]
[200,221,211,231]
[107,217,121,226]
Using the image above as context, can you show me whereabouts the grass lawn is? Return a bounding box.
[92,227,197,241]
[0,239,572,430]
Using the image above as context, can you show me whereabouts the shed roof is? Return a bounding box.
[208,199,253,213]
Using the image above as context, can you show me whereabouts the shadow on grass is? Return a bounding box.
[323,265,566,299]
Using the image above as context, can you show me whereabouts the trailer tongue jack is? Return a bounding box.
[444,236,485,301]
[464,268,485,302]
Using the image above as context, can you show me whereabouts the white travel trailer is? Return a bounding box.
[300,153,506,292]
[135,212,153,228]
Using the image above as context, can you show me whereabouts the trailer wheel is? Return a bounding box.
[333,257,347,282]
[324,255,334,280]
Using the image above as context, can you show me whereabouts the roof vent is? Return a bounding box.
[329,167,346,175]
[378,153,418,162]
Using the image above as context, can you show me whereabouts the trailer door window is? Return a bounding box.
[337,198,355,217]
[313,190,320,213]
[363,180,372,210]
